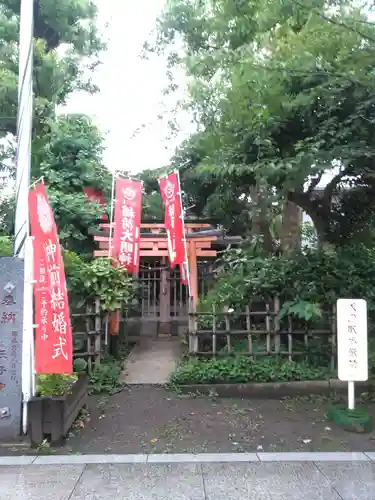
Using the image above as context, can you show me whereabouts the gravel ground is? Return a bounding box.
[57,387,375,454]
[2,386,375,455]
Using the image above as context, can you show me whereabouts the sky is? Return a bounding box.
[62,0,341,187]
[64,0,193,174]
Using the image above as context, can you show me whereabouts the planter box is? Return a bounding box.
[28,374,88,446]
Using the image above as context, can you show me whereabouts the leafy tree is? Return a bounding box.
[139,146,254,234]
[33,114,111,254]
[150,0,375,246]
[0,113,111,255]
[171,134,257,235]
[0,0,104,137]
[2,114,111,254]
[0,1,108,254]
[199,242,375,325]
[137,168,165,220]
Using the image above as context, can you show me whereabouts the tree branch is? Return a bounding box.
[307,172,324,193]
[323,171,346,205]
[287,190,313,213]
[293,0,375,44]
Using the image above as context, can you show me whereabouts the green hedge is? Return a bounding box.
[200,244,375,323]
[0,236,12,256]
[170,357,333,385]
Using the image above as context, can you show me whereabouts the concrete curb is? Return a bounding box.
[176,380,373,399]
[0,452,374,466]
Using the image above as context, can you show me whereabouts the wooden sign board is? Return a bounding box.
[337,298,368,382]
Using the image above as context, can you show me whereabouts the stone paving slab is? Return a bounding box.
[1,459,375,499]
[0,456,36,465]
[122,338,182,384]
[202,462,341,500]
[70,464,205,500]
[1,451,373,465]
[316,462,375,500]
[0,464,85,500]
[147,452,259,463]
[258,451,370,462]
[34,453,148,465]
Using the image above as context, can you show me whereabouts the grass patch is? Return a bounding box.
[87,340,135,395]
[170,356,333,386]
[88,354,125,395]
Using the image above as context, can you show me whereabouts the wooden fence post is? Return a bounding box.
[245,305,253,358]
[331,304,336,371]
[265,302,271,354]
[188,297,198,354]
[274,296,281,354]
[223,306,232,355]
[94,298,101,369]
[85,304,93,374]
[184,300,333,372]
[212,304,217,358]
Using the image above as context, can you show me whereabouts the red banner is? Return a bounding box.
[29,183,73,374]
[112,177,142,274]
[159,171,189,285]
[83,187,108,221]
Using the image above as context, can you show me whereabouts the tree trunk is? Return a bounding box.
[250,185,274,254]
[287,190,331,249]
[306,211,334,250]
[280,199,301,255]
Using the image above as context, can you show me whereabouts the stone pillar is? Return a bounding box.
[158,257,171,336]
[0,258,24,441]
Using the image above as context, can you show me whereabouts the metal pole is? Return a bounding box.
[348,381,355,410]
[108,171,117,259]
[176,169,192,297]
[21,236,35,434]
[104,171,117,347]
[14,0,34,258]
[14,0,34,435]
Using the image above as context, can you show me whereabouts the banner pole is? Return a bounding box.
[14,0,34,259]
[21,235,35,434]
[176,170,192,297]
[29,176,44,189]
[104,171,117,348]
[29,237,36,398]
[134,180,143,276]
[15,0,35,435]
[108,171,117,259]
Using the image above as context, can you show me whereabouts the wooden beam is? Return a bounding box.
[189,240,198,306]
[96,239,216,250]
[96,240,167,250]
[94,236,218,253]
[93,249,217,258]
[99,222,211,231]
[196,250,216,257]
[94,234,217,242]
[94,250,170,258]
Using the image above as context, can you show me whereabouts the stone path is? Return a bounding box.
[1,453,375,499]
[121,338,182,384]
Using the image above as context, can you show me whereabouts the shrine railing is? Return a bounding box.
[133,258,215,322]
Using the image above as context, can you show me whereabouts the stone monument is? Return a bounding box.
[0,257,24,441]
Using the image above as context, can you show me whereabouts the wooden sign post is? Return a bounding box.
[337,298,368,410]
